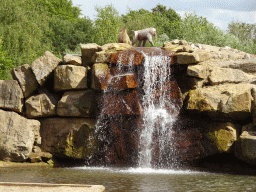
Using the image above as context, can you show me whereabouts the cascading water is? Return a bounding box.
[96,47,181,168]
[138,49,180,169]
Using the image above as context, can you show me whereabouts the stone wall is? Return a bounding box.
[1,40,256,167]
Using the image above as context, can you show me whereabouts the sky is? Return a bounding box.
[72,0,256,31]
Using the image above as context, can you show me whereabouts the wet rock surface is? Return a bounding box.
[1,41,256,168]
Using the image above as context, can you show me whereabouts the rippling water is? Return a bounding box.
[1,166,256,192]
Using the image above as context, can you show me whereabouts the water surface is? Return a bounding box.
[1,166,256,192]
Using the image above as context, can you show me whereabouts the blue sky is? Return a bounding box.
[72,0,256,31]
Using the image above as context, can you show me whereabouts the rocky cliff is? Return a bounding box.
[1,40,256,167]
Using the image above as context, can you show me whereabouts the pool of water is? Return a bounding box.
[1,166,256,191]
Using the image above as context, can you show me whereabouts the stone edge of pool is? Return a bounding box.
[0,182,105,192]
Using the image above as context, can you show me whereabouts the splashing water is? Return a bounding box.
[96,48,181,168]
[138,50,180,169]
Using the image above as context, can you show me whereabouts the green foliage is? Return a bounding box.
[154,33,170,46]
[0,38,14,80]
[48,16,93,55]
[0,0,52,67]
[151,4,181,39]
[36,0,81,21]
[179,12,256,54]
[1,0,256,79]
[94,4,123,45]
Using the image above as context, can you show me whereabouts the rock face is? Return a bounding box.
[25,93,57,118]
[1,41,256,168]
[0,80,24,113]
[57,90,100,117]
[31,51,61,86]
[40,118,97,159]
[54,65,88,91]
[81,43,102,66]
[236,123,256,165]
[187,83,253,121]
[63,54,82,66]
[11,64,39,98]
[173,117,240,162]
[0,109,40,161]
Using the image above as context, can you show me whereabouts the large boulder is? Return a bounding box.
[175,51,210,64]
[91,63,111,90]
[108,74,138,91]
[81,43,102,66]
[101,43,132,52]
[236,123,256,165]
[54,65,88,91]
[57,89,100,117]
[62,54,82,66]
[0,109,40,161]
[208,67,254,85]
[11,64,39,98]
[92,43,133,63]
[0,80,24,113]
[31,51,61,86]
[101,89,143,115]
[187,83,254,121]
[25,93,57,118]
[187,64,209,79]
[40,118,97,159]
[174,117,240,162]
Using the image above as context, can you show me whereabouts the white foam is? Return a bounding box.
[71,166,202,175]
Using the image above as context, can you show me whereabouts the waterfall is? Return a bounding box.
[96,47,181,168]
[138,49,180,169]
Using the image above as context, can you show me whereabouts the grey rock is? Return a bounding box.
[0,109,40,161]
[31,51,61,86]
[0,80,24,113]
[11,64,39,98]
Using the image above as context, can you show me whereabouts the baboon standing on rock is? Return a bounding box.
[132,28,157,47]
[118,28,132,45]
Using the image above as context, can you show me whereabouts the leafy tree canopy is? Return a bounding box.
[35,0,82,20]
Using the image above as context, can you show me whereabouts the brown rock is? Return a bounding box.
[98,115,142,166]
[101,89,143,115]
[108,74,138,90]
[173,117,240,162]
[91,63,110,90]
[109,49,144,66]
[40,118,97,159]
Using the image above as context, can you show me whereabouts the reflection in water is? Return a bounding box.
[1,166,256,192]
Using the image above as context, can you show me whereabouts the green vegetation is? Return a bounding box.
[0,1,255,79]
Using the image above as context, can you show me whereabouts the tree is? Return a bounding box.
[35,0,81,21]
[48,16,94,54]
[228,21,256,45]
[94,4,123,45]
[151,4,181,39]
[0,0,52,67]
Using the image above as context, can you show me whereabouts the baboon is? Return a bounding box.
[132,28,157,47]
[118,28,132,45]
